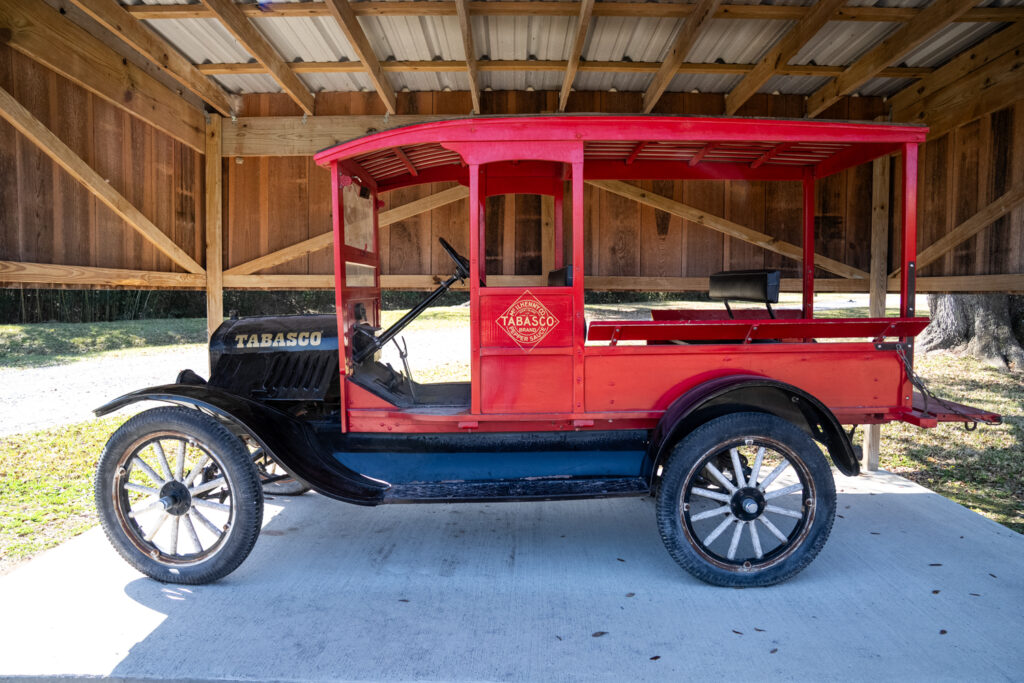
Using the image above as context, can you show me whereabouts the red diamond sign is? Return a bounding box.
[496,290,560,351]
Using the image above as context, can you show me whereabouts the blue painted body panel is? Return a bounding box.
[335,449,647,484]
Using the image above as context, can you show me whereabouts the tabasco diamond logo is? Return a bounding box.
[496,290,560,351]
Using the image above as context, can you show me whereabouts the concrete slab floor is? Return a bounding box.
[0,471,1021,682]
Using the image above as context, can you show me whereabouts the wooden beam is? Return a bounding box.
[225,185,469,275]
[221,115,450,156]
[558,0,595,112]
[0,261,205,288]
[891,181,1024,278]
[0,0,204,151]
[323,0,397,115]
[806,0,975,118]
[887,23,1024,117]
[588,180,867,280]
[67,0,236,117]
[642,0,721,114]
[206,115,224,339]
[200,0,315,115]
[0,85,205,274]
[124,1,1024,23]
[863,153,890,473]
[196,59,933,79]
[453,0,480,114]
[893,46,1024,140]
[724,0,846,115]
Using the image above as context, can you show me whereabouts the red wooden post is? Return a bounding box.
[554,191,564,270]
[329,161,348,433]
[900,142,918,320]
[802,171,815,319]
[572,159,585,415]
[469,163,482,415]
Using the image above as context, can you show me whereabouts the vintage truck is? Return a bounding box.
[93,115,998,587]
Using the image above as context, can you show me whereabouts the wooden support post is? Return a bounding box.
[205,115,224,341]
[863,155,890,472]
[541,195,555,275]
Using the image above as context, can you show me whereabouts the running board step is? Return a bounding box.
[383,476,649,504]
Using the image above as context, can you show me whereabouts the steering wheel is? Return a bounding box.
[439,237,471,282]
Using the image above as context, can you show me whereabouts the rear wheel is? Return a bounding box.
[94,406,263,584]
[656,412,836,587]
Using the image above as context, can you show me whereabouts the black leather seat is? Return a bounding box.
[547,265,573,286]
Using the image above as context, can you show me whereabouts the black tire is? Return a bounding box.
[656,412,836,587]
[94,406,264,584]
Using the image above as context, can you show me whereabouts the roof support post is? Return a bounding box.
[329,162,348,433]
[862,153,891,472]
[900,142,919,378]
[802,171,815,319]
[205,114,224,343]
[468,163,482,415]
[571,159,585,415]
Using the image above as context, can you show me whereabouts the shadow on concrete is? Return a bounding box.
[104,475,1024,681]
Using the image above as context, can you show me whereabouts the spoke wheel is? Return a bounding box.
[656,412,836,587]
[95,407,263,584]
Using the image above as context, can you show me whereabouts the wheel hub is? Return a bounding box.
[730,486,766,522]
[158,480,192,516]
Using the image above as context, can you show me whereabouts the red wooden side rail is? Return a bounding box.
[651,309,803,321]
[587,317,931,343]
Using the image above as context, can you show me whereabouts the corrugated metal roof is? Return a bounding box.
[118,0,1024,100]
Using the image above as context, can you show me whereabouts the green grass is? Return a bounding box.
[859,351,1024,534]
[0,416,126,573]
[0,318,206,369]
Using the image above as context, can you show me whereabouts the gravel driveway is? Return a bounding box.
[0,346,208,436]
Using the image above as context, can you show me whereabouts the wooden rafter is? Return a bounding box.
[124,2,1024,23]
[453,0,481,113]
[0,85,205,274]
[888,22,1024,121]
[196,60,933,78]
[224,185,470,275]
[688,142,719,167]
[323,0,398,115]
[0,0,204,151]
[642,0,721,113]
[806,0,975,118]
[724,0,846,115]
[200,0,315,115]
[68,0,237,117]
[891,182,1024,278]
[588,180,867,280]
[558,0,595,112]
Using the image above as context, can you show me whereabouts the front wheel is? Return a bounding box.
[94,406,264,584]
[656,412,836,587]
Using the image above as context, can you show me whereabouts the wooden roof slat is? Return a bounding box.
[196,60,935,79]
[323,0,398,114]
[806,0,976,118]
[453,0,480,113]
[69,0,237,117]
[200,0,315,115]
[558,0,596,112]
[642,0,722,114]
[724,0,846,116]
[123,1,1024,23]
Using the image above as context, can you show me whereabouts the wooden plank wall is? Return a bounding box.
[0,44,203,283]
[1,43,1021,290]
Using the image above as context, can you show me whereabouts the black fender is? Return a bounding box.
[646,374,859,481]
[94,384,388,506]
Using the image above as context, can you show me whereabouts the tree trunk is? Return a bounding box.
[919,294,1024,372]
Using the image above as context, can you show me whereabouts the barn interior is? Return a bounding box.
[1,0,1023,469]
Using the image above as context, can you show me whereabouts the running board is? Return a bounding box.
[383,476,650,504]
